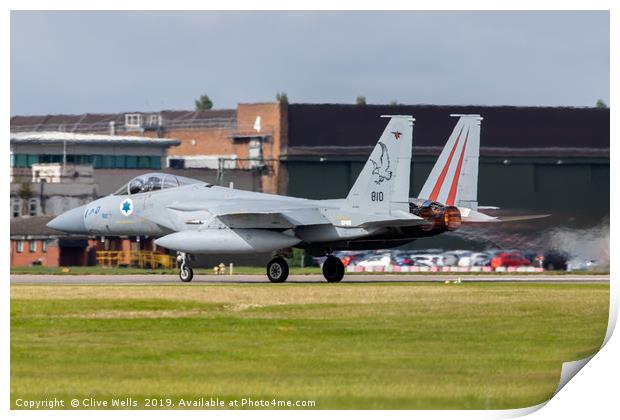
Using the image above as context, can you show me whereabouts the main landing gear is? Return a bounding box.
[322,255,345,283]
[267,253,345,283]
[267,256,289,283]
[177,252,194,282]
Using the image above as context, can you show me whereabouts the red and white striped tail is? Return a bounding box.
[418,115,482,209]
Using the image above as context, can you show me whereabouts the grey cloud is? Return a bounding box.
[11,10,609,115]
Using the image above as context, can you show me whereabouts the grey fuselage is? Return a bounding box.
[49,181,441,256]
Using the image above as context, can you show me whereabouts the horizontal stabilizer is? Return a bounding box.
[493,214,551,222]
[460,209,550,223]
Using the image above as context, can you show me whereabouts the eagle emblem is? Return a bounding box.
[369,141,393,185]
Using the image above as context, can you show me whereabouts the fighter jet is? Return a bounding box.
[47,114,511,283]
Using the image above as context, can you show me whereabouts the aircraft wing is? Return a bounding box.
[166,200,330,229]
[217,208,328,229]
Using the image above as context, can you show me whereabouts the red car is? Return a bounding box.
[490,252,530,269]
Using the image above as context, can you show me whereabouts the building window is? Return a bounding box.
[126,156,138,169]
[147,114,161,126]
[138,156,151,169]
[114,155,126,169]
[100,155,114,168]
[248,138,263,168]
[14,154,28,167]
[27,155,39,167]
[12,199,22,218]
[38,154,63,164]
[16,240,24,253]
[12,154,41,167]
[93,155,114,168]
[150,156,162,169]
[125,113,143,129]
[42,240,48,253]
[28,198,40,216]
[29,239,37,252]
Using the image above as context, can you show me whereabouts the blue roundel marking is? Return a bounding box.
[120,198,133,216]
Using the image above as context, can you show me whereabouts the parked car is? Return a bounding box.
[392,254,415,266]
[470,252,491,267]
[334,251,373,267]
[409,253,445,268]
[440,252,460,267]
[356,254,393,268]
[454,252,472,267]
[567,258,597,272]
[490,252,530,268]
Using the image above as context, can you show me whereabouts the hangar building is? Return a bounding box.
[282,104,609,226]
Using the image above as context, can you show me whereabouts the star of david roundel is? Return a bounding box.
[120,198,134,216]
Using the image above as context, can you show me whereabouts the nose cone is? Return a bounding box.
[47,205,87,234]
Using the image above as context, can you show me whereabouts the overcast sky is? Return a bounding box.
[10,10,609,116]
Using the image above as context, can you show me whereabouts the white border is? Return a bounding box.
[4,2,616,419]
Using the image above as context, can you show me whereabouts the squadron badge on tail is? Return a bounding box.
[369,141,393,184]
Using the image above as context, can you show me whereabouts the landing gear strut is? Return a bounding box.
[322,255,345,283]
[267,256,289,283]
[177,252,194,282]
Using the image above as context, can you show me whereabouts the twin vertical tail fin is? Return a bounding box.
[346,115,415,214]
[418,114,482,210]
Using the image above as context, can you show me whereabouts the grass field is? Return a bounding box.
[11,282,609,409]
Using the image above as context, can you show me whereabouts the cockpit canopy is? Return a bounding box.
[113,173,205,196]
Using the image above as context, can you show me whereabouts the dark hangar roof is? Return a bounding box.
[286,104,609,158]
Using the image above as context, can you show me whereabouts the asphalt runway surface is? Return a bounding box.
[10,273,610,284]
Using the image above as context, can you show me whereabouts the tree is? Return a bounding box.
[356,95,367,105]
[389,100,399,105]
[276,92,289,104]
[595,99,608,108]
[194,94,213,111]
[18,182,31,199]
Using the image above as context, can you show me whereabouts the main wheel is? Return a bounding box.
[322,255,344,283]
[179,263,194,282]
[267,257,289,283]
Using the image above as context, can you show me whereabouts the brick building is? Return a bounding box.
[10,216,164,267]
[10,103,287,194]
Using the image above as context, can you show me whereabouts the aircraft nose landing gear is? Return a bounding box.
[177,252,194,282]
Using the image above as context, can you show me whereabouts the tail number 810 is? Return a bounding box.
[371,191,384,202]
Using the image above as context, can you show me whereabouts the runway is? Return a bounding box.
[10,273,610,285]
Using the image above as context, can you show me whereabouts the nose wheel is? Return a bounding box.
[177,252,194,282]
[267,256,289,283]
[322,255,345,282]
